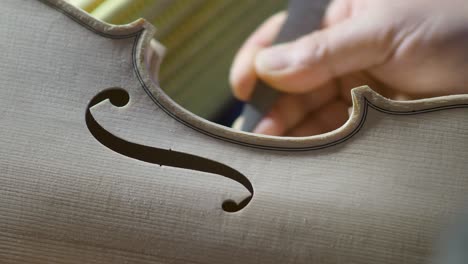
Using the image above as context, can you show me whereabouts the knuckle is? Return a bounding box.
[292,33,330,69]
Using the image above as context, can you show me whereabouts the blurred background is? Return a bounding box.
[67,0,287,126]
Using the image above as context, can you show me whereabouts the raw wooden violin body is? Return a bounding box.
[1,1,468,263]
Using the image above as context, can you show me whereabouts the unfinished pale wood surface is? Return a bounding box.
[1,1,468,263]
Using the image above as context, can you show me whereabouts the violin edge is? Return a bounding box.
[48,0,468,151]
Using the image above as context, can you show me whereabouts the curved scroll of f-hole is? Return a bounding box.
[85,88,253,213]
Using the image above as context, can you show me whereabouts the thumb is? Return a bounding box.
[254,17,394,93]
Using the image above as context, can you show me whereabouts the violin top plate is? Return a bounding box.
[1,1,467,263]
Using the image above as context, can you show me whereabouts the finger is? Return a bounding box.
[253,82,339,136]
[229,11,287,101]
[393,93,411,101]
[254,15,395,94]
[340,71,409,101]
[287,100,349,137]
[324,0,353,27]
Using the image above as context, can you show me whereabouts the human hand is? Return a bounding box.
[230,0,468,136]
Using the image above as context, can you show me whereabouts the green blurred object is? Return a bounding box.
[67,0,287,121]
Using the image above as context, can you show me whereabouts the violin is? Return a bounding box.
[1,1,468,263]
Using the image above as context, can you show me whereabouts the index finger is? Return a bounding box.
[229,11,287,101]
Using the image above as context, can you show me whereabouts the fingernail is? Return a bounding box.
[253,117,276,135]
[256,47,289,72]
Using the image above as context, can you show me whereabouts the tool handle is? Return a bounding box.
[239,0,330,132]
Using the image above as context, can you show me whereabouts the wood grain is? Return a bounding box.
[1,1,468,263]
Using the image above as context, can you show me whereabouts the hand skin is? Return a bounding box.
[230,0,468,137]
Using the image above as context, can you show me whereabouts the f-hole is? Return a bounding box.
[85,88,253,213]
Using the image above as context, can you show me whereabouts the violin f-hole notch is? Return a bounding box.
[85,88,254,213]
